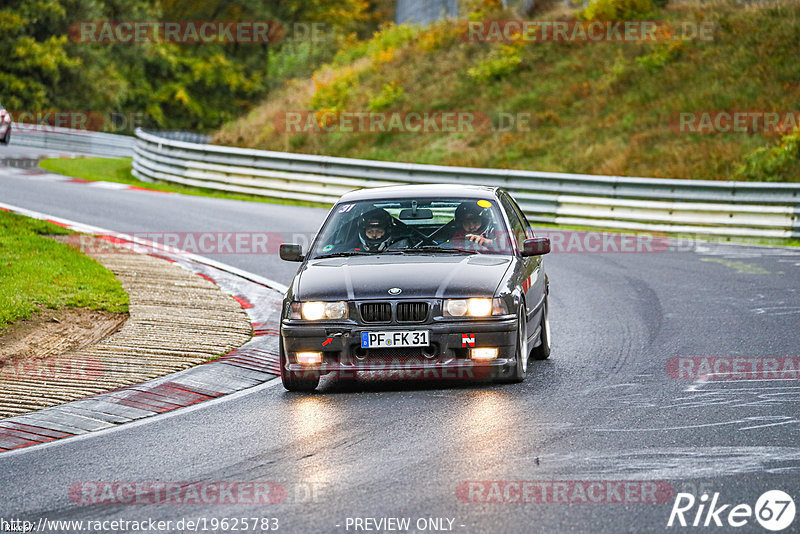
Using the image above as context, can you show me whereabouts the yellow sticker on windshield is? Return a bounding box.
[477,200,492,208]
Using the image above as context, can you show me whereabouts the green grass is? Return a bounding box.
[38,157,331,208]
[39,157,136,185]
[0,210,129,333]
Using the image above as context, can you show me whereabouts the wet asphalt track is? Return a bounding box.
[1,145,799,533]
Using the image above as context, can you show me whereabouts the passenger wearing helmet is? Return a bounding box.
[446,202,495,250]
[357,208,396,252]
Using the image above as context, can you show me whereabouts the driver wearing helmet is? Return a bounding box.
[447,202,495,249]
[357,208,396,252]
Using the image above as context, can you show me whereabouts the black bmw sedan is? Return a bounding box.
[278,184,551,391]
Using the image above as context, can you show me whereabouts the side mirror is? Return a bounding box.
[521,237,550,256]
[280,243,304,262]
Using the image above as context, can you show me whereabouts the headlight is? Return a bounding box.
[444,299,469,317]
[443,298,508,317]
[289,301,348,320]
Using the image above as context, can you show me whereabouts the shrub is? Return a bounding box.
[419,21,462,52]
[736,128,800,182]
[582,0,656,20]
[310,67,360,111]
[462,0,505,20]
[267,41,337,88]
[368,82,404,111]
[333,23,421,67]
[467,45,522,82]
[636,41,685,71]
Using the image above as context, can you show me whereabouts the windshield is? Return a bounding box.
[309,197,514,259]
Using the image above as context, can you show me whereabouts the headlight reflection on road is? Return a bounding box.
[464,390,514,435]
[288,396,332,438]
[454,390,530,459]
[285,396,337,488]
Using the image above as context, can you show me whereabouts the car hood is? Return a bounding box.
[295,254,512,300]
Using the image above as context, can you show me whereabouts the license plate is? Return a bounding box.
[361,330,429,348]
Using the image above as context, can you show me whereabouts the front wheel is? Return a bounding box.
[530,298,551,360]
[497,308,528,384]
[279,338,319,392]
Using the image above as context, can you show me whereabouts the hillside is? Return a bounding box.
[213,0,800,182]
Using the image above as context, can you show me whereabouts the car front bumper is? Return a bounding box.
[281,317,518,379]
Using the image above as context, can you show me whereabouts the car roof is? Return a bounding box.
[338,184,500,202]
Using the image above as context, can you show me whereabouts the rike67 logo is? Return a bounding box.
[668,490,795,531]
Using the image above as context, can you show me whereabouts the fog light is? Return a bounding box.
[296,352,323,365]
[470,348,499,360]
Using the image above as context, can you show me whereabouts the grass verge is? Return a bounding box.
[38,157,331,209]
[0,210,129,333]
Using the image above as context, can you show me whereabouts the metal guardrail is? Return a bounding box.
[11,123,136,157]
[140,130,211,144]
[132,128,800,239]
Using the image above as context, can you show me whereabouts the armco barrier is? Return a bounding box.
[130,128,796,239]
[11,123,135,158]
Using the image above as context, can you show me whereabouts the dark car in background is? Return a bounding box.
[0,104,11,145]
[278,184,551,392]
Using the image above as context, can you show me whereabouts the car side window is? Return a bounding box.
[508,196,534,239]
[499,195,527,250]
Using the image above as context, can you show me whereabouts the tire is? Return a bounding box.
[279,337,320,392]
[530,298,551,361]
[497,307,528,384]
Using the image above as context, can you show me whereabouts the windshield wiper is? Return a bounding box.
[312,251,373,259]
[400,246,470,254]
